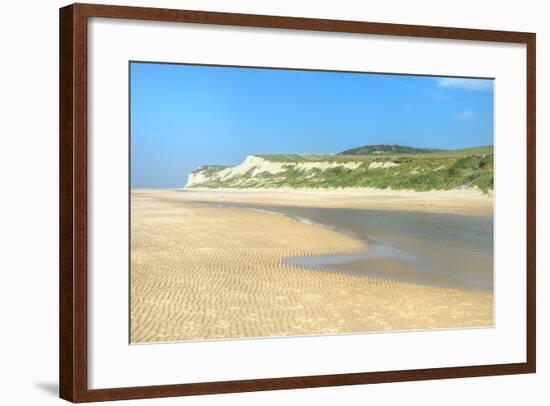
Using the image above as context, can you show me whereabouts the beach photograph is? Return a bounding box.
[130,62,494,344]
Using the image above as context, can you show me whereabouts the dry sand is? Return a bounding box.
[131,189,493,343]
[167,187,493,216]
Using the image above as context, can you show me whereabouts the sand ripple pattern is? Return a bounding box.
[131,190,493,343]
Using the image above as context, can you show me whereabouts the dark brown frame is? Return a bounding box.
[60,3,536,403]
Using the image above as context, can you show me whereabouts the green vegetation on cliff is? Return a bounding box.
[187,145,494,192]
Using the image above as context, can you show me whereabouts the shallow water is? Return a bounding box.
[215,203,493,292]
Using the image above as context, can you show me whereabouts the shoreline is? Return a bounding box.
[227,200,493,292]
[136,187,494,216]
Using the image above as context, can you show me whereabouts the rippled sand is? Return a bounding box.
[131,190,493,343]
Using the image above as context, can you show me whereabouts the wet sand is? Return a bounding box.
[243,204,494,292]
[131,189,493,343]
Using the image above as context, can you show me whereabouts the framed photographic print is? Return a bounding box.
[59,3,536,402]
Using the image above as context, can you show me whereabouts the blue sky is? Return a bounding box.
[130,62,493,188]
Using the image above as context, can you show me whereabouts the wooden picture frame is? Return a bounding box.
[60,3,536,402]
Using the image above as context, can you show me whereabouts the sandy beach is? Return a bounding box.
[163,187,492,216]
[131,188,493,343]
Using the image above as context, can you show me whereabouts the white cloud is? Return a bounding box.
[383,76,453,102]
[436,78,493,91]
[455,110,474,120]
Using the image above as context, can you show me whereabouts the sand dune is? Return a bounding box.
[131,190,493,343]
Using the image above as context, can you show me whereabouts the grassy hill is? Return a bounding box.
[185,145,494,192]
[339,144,443,156]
